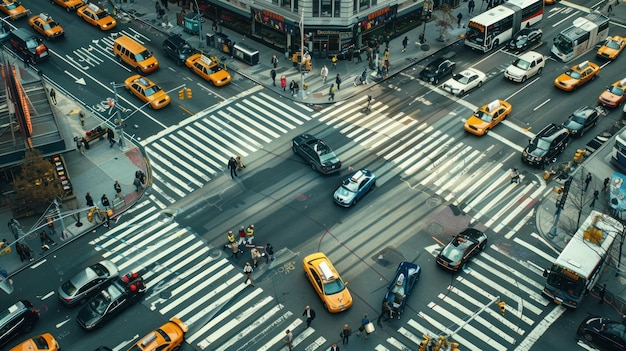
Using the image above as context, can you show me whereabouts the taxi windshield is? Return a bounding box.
[608,85,625,96]
[607,40,622,50]
[144,85,162,96]
[566,69,581,79]
[323,279,346,295]
[94,10,109,20]
[474,110,493,122]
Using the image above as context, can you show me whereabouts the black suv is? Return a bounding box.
[562,106,602,137]
[522,124,570,167]
[7,28,49,63]
[0,300,40,348]
[292,134,342,174]
[419,58,456,84]
[162,34,198,65]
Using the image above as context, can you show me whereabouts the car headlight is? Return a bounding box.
[522,151,528,157]
[571,129,578,134]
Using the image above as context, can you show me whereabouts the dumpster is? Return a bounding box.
[233,43,259,65]
[183,13,201,35]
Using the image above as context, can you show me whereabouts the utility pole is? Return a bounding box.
[110,82,127,150]
[298,10,306,100]
[53,198,66,235]
[192,0,203,48]
[548,177,573,238]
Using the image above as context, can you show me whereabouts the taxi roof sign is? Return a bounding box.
[40,13,51,22]
[200,55,214,66]
[619,78,626,87]
[87,3,101,11]
[486,100,500,112]
[319,261,335,281]
[578,60,589,69]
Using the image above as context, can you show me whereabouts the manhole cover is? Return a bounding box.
[427,197,442,207]
[159,289,172,299]
[427,222,444,236]
[372,247,404,267]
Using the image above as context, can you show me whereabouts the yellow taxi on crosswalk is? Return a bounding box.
[464,100,512,136]
[302,252,352,313]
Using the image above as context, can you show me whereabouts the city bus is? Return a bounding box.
[464,0,544,52]
[612,128,626,172]
[542,211,622,308]
[551,12,609,62]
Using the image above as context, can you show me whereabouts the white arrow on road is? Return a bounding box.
[64,70,86,85]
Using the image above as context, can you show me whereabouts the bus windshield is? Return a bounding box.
[553,34,573,55]
[546,270,585,298]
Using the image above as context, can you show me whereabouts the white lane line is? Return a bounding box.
[214,302,284,351]
[493,184,546,233]
[150,143,205,187]
[513,306,566,351]
[513,237,557,263]
[216,110,272,143]
[417,311,480,351]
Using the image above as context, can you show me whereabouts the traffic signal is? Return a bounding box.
[574,149,585,163]
[178,88,185,100]
[186,88,192,99]
[498,301,506,316]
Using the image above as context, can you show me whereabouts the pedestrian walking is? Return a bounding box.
[356,313,371,339]
[294,82,300,95]
[114,180,122,198]
[604,177,610,192]
[76,137,84,155]
[251,248,262,267]
[590,190,600,208]
[457,12,463,28]
[271,69,277,86]
[86,192,94,207]
[243,262,254,286]
[16,242,33,262]
[585,172,592,192]
[608,2,613,15]
[107,128,115,148]
[402,36,408,52]
[133,176,142,192]
[231,241,240,258]
[510,168,520,184]
[330,343,339,351]
[228,157,238,179]
[282,329,293,351]
[280,75,287,91]
[15,242,27,262]
[331,55,338,69]
[49,88,57,105]
[341,324,352,344]
[237,226,247,246]
[303,306,316,328]
[599,283,606,304]
[468,0,475,13]
[46,216,56,236]
[40,230,56,250]
[355,48,362,63]
[271,54,278,68]
[236,156,246,171]
[264,243,274,263]
[246,224,254,244]
[328,84,335,101]
[321,65,329,83]
[101,194,110,209]
[212,20,218,32]
[335,74,342,90]
[155,1,161,17]
[289,80,296,95]
[161,0,168,10]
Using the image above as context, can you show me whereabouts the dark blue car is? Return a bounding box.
[333,169,376,207]
[383,262,421,319]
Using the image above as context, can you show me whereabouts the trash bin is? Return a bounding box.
[214,32,229,52]
[233,43,259,65]
[206,33,214,47]
[183,13,201,35]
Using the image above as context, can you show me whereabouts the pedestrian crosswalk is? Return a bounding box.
[140,88,314,207]
[373,240,564,351]
[88,200,328,351]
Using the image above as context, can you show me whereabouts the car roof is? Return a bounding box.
[428,57,449,66]
[537,123,568,140]
[518,51,543,61]
[165,34,187,47]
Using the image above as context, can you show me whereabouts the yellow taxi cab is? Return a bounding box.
[125,317,187,351]
[124,75,171,109]
[29,14,65,40]
[544,0,556,4]
[302,252,352,313]
[599,78,626,108]
[77,3,116,30]
[52,0,85,12]
[9,333,60,351]
[185,54,232,87]
[597,36,626,60]
[0,0,28,20]
[464,99,512,136]
[554,60,600,91]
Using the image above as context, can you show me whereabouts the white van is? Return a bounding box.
[504,51,545,83]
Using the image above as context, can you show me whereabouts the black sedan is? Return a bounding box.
[436,228,488,272]
[419,58,456,84]
[562,106,602,137]
[77,272,146,330]
[292,134,341,174]
[578,316,626,351]
[508,28,543,52]
[383,262,421,319]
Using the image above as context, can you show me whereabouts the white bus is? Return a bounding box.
[551,12,609,62]
[612,128,626,172]
[543,211,622,308]
[464,0,544,52]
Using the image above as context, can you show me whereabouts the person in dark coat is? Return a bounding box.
[40,230,56,249]
[85,192,94,207]
[228,157,238,178]
[107,128,115,148]
[271,69,277,86]
[402,36,409,52]
[335,74,342,90]
[101,194,110,208]
[457,12,463,28]
[303,306,316,328]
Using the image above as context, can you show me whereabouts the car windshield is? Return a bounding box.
[341,179,358,193]
[43,22,57,30]
[568,114,587,125]
[88,293,110,316]
[144,85,162,96]
[441,245,463,263]
[61,280,78,295]
[25,38,39,49]
[534,138,551,151]
[323,279,346,295]
[514,36,528,46]
[319,149,337,163]
[566,69,581,79]
[94,10,109,20]
[604,322,626,342]
[609,85,625,95]
[32,335,49,349]
[453,73,471,84]
[5,3,17,10]
[607,40,622,50]
[135,50,153,62]
[513,58,530,70]
[474,110,493,122]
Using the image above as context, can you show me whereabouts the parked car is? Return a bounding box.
[8,333,59,351]
[125,317,187,351]
[597,36,626,60]
[0,300,40,348]
[419,58,455,84]
[504,51,545,83]
[58,260,119,306]
[382,262,420,319]
[577,316,626,351]
[441,68,486,96]
[554,60,600,91]
[464,99,512,136]
[508,28,543,52]
[599,78,626,108]
[76,272,146,330]
[562,106,602,137]
[163,34,198,65]
[292,134,341,174]
[333,169,376,207]
[436,228,488,272]
[522,123,570,167]
[302,252,352,313]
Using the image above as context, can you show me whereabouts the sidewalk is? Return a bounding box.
[115,0,468,105]
[0,64,148,278]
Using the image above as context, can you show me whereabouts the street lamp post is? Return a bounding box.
[192,0,203,48]
[298,10,306,100]
[420,0,432,45]
[110,82,127,150]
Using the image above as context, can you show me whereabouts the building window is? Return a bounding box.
[353,0,357,13]
[321,0,332,17]
[313,0,319,16]
[294,0,298,10]
[359,0,369,10]
[334,0,340,16]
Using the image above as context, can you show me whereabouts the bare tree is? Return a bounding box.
[434,4,455,42]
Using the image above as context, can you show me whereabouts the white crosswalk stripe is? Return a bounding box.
[88,203,324,350]
[140,91,313,205]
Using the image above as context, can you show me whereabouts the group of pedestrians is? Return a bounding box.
[227,156,246,179]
